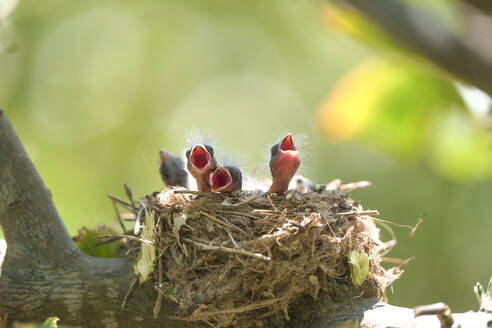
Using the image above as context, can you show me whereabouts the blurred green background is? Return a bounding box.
[1,0,492,315]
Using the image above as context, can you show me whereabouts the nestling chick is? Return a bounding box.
[209,165,242,194]
[158,149,189,188]
[269,133,300,195]
[186,144,217,191]
[289,175,318,193]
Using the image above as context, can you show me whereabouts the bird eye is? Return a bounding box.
[270,144,279,157]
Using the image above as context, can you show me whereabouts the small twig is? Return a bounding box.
[182,237,271,261]
[381,256,415,266]
[174,296,286,320]
[253,209,283,216]
[326,220,336,237]
[153,257,163,319]
[267,195,279,212]
[124,184,136,209]
[253,218,276,224]
[333,210,379,217]
[200,211,246,234]
[371,217,416,230]
[94,235,125,246]
[267,209,288,235]
[109,195,126,233]
[215,210,259,220]
[229,192,267,207]
[107,194,137,214]
[235,254,265,273]
[226,230,239,248]
[96,234,156,247]
[121,277,138,310]
[402,217,423,259]
[338,180,372,192]
[203,319,217,328]
[173,190,206,195]
[376,221,397,257]
[134,204,146,235]
[414,302,457,328]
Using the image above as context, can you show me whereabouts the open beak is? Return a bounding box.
[273,133,299,168]
[278,133,298,155]
[269,133,300,195]
[189,144,212,171]
[210,168,233,192]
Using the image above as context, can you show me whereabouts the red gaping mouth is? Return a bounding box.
[190,146,211,170]
[279,134,296,152]
[211,169,232,191]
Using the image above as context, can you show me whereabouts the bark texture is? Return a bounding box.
[0,109,491,327]
[0,109,183,327]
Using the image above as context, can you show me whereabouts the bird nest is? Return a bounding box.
[127,180,403,328]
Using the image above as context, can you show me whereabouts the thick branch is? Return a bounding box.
[334,0,492,96]
[460,0,492,16]
[0,109,78,264]
[0,109,181,327]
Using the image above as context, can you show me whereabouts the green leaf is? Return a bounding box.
[73,226,121,258]
[318,58,463,160]
[347,250,369,286]
[41,317,59,328]
[134,206,156,284]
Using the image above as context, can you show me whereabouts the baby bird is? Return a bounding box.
[158,149,189,188]
[209,165,242,194]
[268,133,300,195]
[186,144,217,191]
[289,175,318,193]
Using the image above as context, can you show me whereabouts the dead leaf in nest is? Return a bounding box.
[173,212,189,257]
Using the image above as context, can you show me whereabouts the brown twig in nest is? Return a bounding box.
[96,234,156,247]
[108,194,137,213]
[333,210,380,217]
[182,237,271,261]
[172,296,288,321]
[200,211,246,234]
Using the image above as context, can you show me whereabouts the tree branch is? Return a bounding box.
[0,109,182,327]
[321,297,492,328]
[0,108,78,264]
[334,0,492,97]
[0,109,490,327]
[460,0,492,16]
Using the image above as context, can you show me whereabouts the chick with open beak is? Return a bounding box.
[268,133,300,195]
[159,149,189,189]
[210,166,242,194]
[186,144,217,191]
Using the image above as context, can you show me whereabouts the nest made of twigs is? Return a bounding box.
[123,180,403,328]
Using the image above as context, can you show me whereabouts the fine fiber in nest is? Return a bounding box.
[136,182,402,328]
